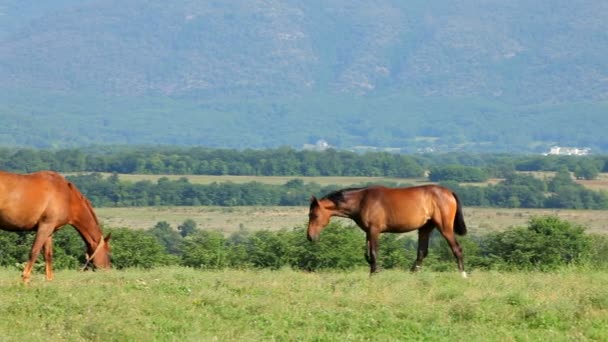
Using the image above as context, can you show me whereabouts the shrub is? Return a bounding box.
[181,230,228,269]
[484,216,591,271]
[106,227,177,269]
[287,223,365,271]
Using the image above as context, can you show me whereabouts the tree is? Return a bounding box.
[149,221,183,255]
[429,165,489,182]
[178,219,198,238]
[574,160,599,180]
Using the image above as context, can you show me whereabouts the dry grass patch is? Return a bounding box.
[97,206,608,235]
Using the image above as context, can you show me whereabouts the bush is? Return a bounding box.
[287,223,365,271]
[0,231,31,267]
[484,216,591,271]
[106,227,178,269]
[181,230,228,269]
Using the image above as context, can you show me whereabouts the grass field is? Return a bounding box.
[0,267,606,341]
[78,171,608,190]
[74,172,608,234]
[71,172,423,186]
[96,205,608,235]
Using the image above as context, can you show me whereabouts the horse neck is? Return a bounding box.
[71,198,103,250]
[325,189,365,218]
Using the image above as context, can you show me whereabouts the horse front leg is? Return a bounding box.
[22,224,54,284]
[43,236,54,281]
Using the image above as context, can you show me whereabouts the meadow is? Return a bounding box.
[0,267,606,341]
[3,173,608,340]
[86,171,608,190]
[96,205,608,234]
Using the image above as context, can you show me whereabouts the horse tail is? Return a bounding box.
[452,192,467,236]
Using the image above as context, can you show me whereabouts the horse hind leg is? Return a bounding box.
[410,224,434,272]
[441,231,466,278]
[365,231,380,274]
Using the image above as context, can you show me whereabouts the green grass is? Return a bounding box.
[0,267,607,341]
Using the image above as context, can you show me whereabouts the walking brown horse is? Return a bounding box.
[0,170,111,283]
[307,184,468,277]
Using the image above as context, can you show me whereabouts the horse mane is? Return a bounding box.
[67,182,100,227]
[322,187,367,206]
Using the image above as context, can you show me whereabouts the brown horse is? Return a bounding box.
[307,184,468,277]
[0,170,111,283]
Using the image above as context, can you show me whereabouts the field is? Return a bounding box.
[88,172,608,234]
[3,174,608,340]
[0,267,606,340]
[70,172,421,186]
[96,206,608,235]
[82,171,608,190]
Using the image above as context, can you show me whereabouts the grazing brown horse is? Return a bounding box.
[0,170,111,283]
[307,184,468,278]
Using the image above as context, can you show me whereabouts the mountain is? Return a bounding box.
[1,0,607,152]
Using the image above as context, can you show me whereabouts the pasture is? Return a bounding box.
[84,172,608,234]
[0,267,606,340]
[96,205,608,234]
[82,171,608,190]
[72,172,420,186]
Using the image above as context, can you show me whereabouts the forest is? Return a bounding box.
[1,147,607,209]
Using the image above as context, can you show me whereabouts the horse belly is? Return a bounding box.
[0,200,45,230]
[384,212,430,233]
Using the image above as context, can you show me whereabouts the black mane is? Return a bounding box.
[322,187,367,206]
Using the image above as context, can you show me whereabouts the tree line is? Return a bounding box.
[66,170,608,209]
[1,147,607,178]
[1,217,606,272]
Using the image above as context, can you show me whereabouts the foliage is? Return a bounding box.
[2,2,608,152]
[177,219,198,238]
[181,230,229,269]
[61,170,608,209]
[148,221,183,255]
[0,216,605,273]
[287,224,365,271]
[484,216,591,271]
[106,227,178,269]
[429,165,489,182]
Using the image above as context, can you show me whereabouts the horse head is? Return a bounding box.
[307,196,331,242]
[84,233,112,270]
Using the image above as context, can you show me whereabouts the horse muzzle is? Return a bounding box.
[307,232,319,242]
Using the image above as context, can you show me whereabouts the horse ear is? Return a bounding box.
[104,233,112,242]
[310,195,319,205]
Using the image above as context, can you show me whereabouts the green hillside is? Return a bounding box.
[1,1,607,152]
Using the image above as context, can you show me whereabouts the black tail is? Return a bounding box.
[452,192,467,236]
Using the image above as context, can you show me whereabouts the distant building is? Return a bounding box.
[303,139,331,151]
[545,146,590,156]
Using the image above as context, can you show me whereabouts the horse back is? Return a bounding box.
[0,171,73,230]
[361,185,456,232]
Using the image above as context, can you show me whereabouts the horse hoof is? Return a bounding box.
[461,271,468,279]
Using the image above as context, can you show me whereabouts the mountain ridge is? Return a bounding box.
[0,1,607,152]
